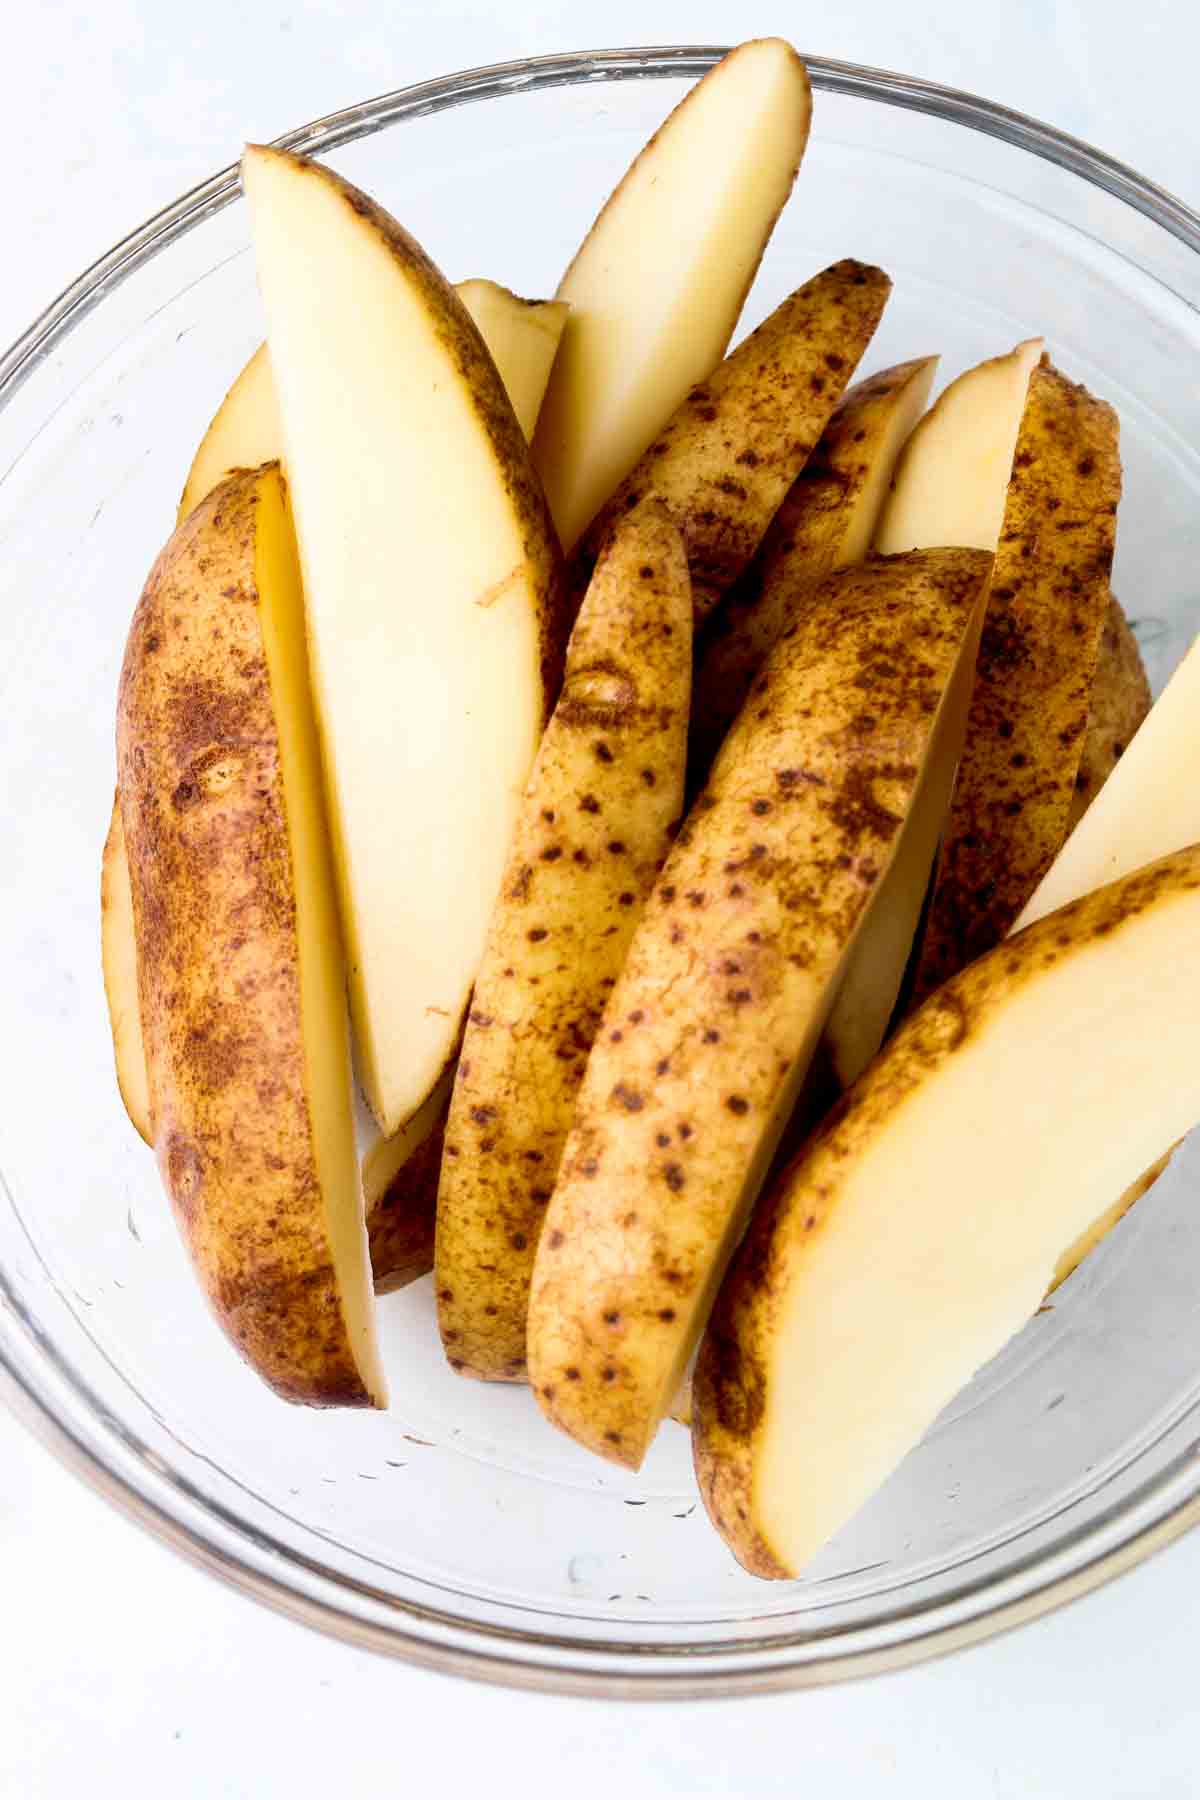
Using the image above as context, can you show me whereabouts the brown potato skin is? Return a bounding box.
[567,261,891,624]
[117,467,371,1407]
[1067,589,1151,834]
[283,154,569,713]
[436,506,692,1379]
[694,845,1200,1577]
[690,358,935,771]
[527,548,991,1469]
[910,358,1120,1002]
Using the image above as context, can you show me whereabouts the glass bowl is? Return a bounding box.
[2,46,1200,1699]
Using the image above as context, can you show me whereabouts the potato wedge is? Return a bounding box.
[436,505,692,1379]
[244,145,566,1135]
[693,847,1200,1578]
[526,548,992,1468]
[118,466,383,1406]
[909,359,1120,1003]
[1067,590,1151,833]
[178,282,566,525]
[567,262,890,626]
[100,802,151,1144]
[533,39,813,550]
[690,357,937,770]
[873,338,1043,556]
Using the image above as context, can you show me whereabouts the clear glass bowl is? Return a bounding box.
[2,47,1199,1698]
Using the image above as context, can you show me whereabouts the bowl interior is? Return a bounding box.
[2,52,1200,1691]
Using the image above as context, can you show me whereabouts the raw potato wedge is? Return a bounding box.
[177,344,280,524]
[107,272,566,1157]
[117,467,384,1406]
[178,282,566,523]
[526,548,992,1469]
[690,356,937,769]
[693,847,1200,1579]
[1067,590,1151,833]
[873,338,1043,556]
[101,803,151,1144]
[436,506,692,1380]
[569,262,891,625]
[1018,628,1200,929]
[533,39,813,550]
[244,145,566,1134]
[909,359,1120,1003]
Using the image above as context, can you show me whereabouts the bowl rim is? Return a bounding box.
[3,44,1200,1699]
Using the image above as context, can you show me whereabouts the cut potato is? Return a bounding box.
[533,39,813,550]
[244,144,565,1134]
[100,803,150,1145]
[691,355,937,779]
[526,549,992,1469]
[693,846,1200,1578]
[873,338,1043,556]
[453,281,568,440]
[108,272,565,1152]
[436,504,692,1381]
[117,467,383,1406]
[177,344,280,525]
[570,261,891,625]
[910,359,1120,1002]
[1067,591,1151,834]
[178,282,566,524]
[365,1073,450,1295]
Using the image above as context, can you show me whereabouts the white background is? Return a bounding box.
[3,3,1199,1794]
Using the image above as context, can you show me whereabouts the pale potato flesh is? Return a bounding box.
[533,38,813,550]
[177,282,565,526]
[436,505,692,1381]
[909,359,1120,1001]
[570,261,891,625]
[100,803,150,1144]
[178,343,279,524]
[693,847,1200,1578]
[691,356,937,769]
[453,281,568,440]
[117,466,383,1406]
[243,144,564,1134]
[526,549,992,1469]
[872,338,1043,555]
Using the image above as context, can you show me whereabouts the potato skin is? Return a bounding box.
[693,847,1200,1578]
[568,261,890,624]
[117,467,372,1407]
[911,359,1120,1001]
[690,358,936,770]
[436,505,691,1379]
[1068,589,1151,834]
[527,548,990,1469]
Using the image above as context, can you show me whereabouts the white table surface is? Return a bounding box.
[4,3,1198,1794]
